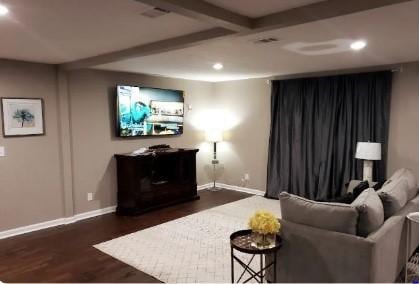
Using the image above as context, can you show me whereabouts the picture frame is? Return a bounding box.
[1,97,45,137]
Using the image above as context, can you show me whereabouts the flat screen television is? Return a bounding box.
[116,85,184,137]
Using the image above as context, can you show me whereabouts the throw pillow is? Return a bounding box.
[377,179,409,219]
[400,169,418,200]
[387,168,407,183]
[372,181,385,191]
[351,188,384,237]
[352,180,370,199]
[279,192,359,235]
[346,180,363,194]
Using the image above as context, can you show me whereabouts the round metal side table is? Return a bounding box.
[230,229,282,283]
[406,212,419,283]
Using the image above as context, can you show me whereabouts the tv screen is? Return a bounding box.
[116,85,184,137]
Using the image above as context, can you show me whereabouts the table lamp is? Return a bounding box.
[355,142,381,183]
[206,129,223,191]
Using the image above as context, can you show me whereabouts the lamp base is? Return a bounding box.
[208,186,222,192]
[363,160,373,183]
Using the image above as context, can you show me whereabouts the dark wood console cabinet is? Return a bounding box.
[115,148,200,215]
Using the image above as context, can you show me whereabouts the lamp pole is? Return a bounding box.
[212,141,219,189]
[206,129,223,191]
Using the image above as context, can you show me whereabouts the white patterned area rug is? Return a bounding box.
[94,196,281,283]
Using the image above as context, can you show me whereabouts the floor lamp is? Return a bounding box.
[206,129,223,191]
[355,142,381,183]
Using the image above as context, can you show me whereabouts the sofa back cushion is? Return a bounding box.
[384,168,418,200]
[279,192,359,235]
[378,179,409,219]
[385,168,407,185]
[401,169,418,200]
[351,188,384,237]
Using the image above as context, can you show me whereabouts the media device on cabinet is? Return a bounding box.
[116,85,184,137]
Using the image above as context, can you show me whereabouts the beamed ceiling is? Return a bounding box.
[0,0,417,81]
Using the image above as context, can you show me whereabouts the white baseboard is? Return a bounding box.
[197,183,212,191]
[1,183,262,240]
[198,182,264,196]
[216,183,264,196]
[0,206,116,240]
[0,218,67,240]
[66,206,117,224]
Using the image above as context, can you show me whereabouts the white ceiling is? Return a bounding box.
[205,0,325,17]
[96,1,419,82]
[0,0,418,81]
[0,0,212,63]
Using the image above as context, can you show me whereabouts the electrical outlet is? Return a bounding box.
[244,173,250,181]
[0,146,5,157]
[87,192,94,201]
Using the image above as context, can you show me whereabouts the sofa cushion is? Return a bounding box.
[377,178,409,218]
[279,192,359,235]
[383,168,418,201]
[384,168,407,186]
[351,188,384,237]
[400,169,418,200]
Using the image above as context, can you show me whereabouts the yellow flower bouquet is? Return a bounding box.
[248,210,280,248]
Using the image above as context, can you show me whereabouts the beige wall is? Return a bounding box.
[67,70,214,213]
[0,60,63,231]
[213,79,271,192]
[388,62,419,181]
[1,59,418,232]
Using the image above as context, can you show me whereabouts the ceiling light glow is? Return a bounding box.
[0,4,8,16]
[213,63,223,70]
[350,40,367,50]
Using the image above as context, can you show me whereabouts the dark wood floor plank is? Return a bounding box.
[0,189,250,283]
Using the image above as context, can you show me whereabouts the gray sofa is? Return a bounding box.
[269,168,419,283]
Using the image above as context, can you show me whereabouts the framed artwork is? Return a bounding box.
[1,98,45,137]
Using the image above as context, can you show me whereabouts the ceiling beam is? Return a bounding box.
[60,0,414,70]
[252,0,414,33]
[61,27,235,70]
[135,0,252,32]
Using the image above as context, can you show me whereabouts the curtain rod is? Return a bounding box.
[268,66,403,83]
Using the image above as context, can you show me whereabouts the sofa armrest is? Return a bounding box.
[367,215,406,282]
[268,219,375,283]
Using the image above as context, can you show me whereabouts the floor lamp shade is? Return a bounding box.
[355,142,381,182]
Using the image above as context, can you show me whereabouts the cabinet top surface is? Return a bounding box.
[115,148,199,158]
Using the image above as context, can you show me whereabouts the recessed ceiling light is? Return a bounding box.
[0,4,9,16]
[350,40,367,50]
[213,63,223,70]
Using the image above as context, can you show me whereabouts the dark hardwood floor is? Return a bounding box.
[0,189,250,283]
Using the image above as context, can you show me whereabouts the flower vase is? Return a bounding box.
[251,232,276,249]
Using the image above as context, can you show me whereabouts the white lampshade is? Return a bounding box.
[355,142,381,160]
[205,129,223,142]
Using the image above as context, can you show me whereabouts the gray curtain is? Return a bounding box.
[266,71,392,199]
